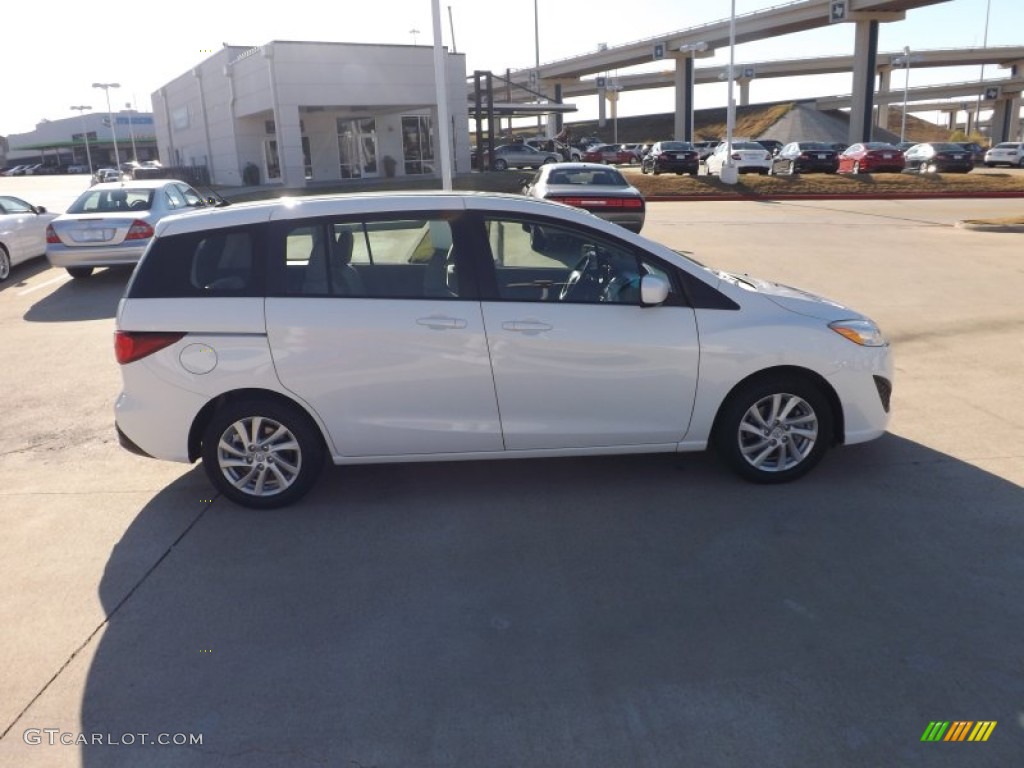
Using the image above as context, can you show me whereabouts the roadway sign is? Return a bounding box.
[984,86,1001,100]
[829,1,847,23]
[653,43,665,61]
[742,67,756,79]
[596,76,607,88]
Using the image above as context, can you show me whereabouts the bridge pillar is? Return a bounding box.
[738,78,752,106]
[991,94,1023,142]
[598,85,606,127]
[672,55,693,141]
[875,67,892,130]
[849,20,879,145]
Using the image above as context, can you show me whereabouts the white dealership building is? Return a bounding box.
[152,41,470,188]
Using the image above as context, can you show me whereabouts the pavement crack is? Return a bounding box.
[0,499,216,742]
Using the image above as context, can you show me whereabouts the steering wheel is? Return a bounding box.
[559,249,604,302]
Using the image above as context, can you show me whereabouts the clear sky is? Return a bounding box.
[2,0,1019,137]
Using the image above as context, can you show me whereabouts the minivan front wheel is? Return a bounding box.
[67,267,94,279]
[201,399,324,508]
[715,376,832,483]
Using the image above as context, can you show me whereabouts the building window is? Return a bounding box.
[264,139,280,180]
[402,115,434,175]
[336,118,378,179]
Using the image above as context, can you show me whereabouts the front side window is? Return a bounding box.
[482,217,679,306]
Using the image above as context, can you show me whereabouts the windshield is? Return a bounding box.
[68,188,154,214]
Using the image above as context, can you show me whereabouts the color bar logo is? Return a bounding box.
[921,721,997,742]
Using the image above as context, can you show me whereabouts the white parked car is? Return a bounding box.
[705,141,772,176]
[114,192,893,508]
[983,142,1024,168]
[0,196,58,281]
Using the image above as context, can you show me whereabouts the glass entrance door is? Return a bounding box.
[337,118,378,179]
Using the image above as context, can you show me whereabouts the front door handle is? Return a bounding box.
[416,315,467,330]
[502,320,553,333]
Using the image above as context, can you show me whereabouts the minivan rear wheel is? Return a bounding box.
[715,375,833,483]
[201,399,324,509]
[67,267,94,279]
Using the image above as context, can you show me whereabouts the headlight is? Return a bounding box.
[829,319,887,347]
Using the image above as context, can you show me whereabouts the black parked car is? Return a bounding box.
[769,142,840,175]
[902,142,974,174]
[641,141,700,176]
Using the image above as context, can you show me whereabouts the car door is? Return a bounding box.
[0,196,46,264]
[467,207,699,451]
[265,207,504,458]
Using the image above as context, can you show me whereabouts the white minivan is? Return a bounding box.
[115,192,893,508]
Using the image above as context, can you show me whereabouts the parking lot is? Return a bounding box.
[1,176,1022,766]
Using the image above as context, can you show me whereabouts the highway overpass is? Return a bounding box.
[476,0,1024,143]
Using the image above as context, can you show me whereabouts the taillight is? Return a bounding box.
[125,219,154,240]
[115,331,185,364]
[550,196,644,210]
[46,224,59,244]
[731,153,741,160]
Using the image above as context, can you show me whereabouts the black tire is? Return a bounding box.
[67,266,94,279]
[641,162,649,175]
[201,398,325,509]
[714,374,833,484]
[0,246,10,282]
[493,158,508,171]
[984,162,994,168]
[653,166,661,176]
[1019,158,1024,168]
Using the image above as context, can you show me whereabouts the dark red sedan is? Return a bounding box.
[582,144,636,165]
[838,143,905,174]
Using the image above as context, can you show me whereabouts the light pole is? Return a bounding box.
[721,0,738,185]
[409,28,420,45]
[70,105,94,174]
[974,0,992,137]
[123,102,139,162]
[534,0,542,134]
[897,46,911,143]
[92,82,121,169]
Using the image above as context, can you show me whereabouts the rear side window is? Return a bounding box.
[276,216,468,299]
[127,226,261,298]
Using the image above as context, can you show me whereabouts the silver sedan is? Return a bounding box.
[46,180,210,279]
[491,144,560,171]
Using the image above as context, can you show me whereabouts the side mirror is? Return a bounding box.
[34,205,47,214]
[640,275,669,307]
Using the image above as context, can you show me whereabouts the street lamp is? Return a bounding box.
[974,0,992,136]
[123,102,139,162]
[894,47,912,143]
[92,82,121,169]
[70,105,94,174]
[721,0,738,185]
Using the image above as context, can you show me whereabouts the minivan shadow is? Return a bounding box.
[79,435,1023,766]
[23,267,132,322]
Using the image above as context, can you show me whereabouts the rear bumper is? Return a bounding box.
[47,243,148,268]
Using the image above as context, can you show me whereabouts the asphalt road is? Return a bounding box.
[1,176,1022,767]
